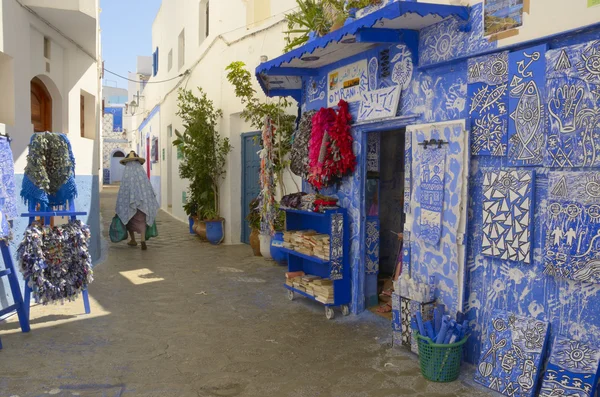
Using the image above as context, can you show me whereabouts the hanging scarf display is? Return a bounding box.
[0,136,17,242]
[21,132,77,208]
[307,100,356,189]
[259,117,276,235]
[290,110,316,179]
[17,220,93,305]
[419,149,446,246]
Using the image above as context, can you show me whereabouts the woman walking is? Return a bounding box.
[115,151,159,250]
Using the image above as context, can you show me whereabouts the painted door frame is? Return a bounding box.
[241,131,261,244]
[349,115,420,313]
[146,135,151,179]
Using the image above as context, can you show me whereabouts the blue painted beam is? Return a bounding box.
[261,67,319,77]
[268,89,302,102]
[356,28,403,44]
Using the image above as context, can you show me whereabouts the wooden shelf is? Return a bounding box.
[280,247,330,264]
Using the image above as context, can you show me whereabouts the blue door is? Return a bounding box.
[241,132,261,244]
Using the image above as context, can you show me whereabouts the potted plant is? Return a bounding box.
[270,204,287,265]
[174,87,232,245]
[246,197,262,256]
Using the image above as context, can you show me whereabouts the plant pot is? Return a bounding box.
[330,19,345,32]
[195,219,207,241]
[205,219,225,245]
[259,234,273,260]
[270,232,287,265]
[188,217,195,234]
[250,228,262,256]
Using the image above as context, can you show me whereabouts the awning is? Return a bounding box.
[255,1,469,98]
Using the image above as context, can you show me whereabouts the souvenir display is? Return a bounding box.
[21,132,77,208]
[280,193,338,213]
[539,336,600,397]
[17,220,93,305]
[290,110,315,179]
[474,309,549,397]
[260,117,277,234]
[307,100,356,189]
[0,136,17,241]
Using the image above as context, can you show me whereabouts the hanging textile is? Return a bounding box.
[307,100,356,189]
[21,132,77,208]
[419,149,446,245]
[116,161,159,228]
[259,117,276,235]
[0,136,17,242]
[290,110,315,179]
[17,220,93,305]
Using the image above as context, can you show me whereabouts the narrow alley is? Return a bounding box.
[0,189,491,397]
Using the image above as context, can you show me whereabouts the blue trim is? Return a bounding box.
[268,89,302,102]
[356,28,403,43]
[138,105,160,132]
[419,20,600,70]
[255,2,468,96]
[262,67,320,77]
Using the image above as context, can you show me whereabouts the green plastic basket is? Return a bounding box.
[416,334,468,382]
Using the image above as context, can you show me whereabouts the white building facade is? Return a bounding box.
[135,0,301,245]
[0,0,102,302]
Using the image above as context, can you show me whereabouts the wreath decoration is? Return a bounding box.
[307,100,356,189]
[17,220,93,305]
[21,132,78,208]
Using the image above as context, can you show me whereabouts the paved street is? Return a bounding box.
[0,187,493,397]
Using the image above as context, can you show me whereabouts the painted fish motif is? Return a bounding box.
[470,85,489,114]
[510,81,541,161]
[482,83,508,112]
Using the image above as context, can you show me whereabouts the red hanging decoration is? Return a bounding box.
[307,100,356,189]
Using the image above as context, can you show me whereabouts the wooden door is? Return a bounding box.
[31,77,52,132]
[241,131,261,244]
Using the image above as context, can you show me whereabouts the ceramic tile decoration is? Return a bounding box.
[368,57,379,91]
[539,336,600,397]
[404,131,412,214]
[474,309,550,397]
[419,3,496,67]
[545,40,600,167]
[400,296,412,347]
[330,213,344,280]
[402,233,411,277]
[468,52,509,156]
[481,170,534,264]
[305,76,326,105]
[367,133,380,173]
[327,60,368,107]
[419,149,446,245]
[357,85,401,122]
[507,45,547,166]
[366,218,380,275]
[544,171,600,283]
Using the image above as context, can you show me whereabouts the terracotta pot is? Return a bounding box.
[330,19,345,32]
[194,219,207,241]
[250,228,262,256]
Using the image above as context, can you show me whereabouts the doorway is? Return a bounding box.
[110,150,125,184]
[366,129,406,318]
[241,131,261,244]
[31,77,52,132]
[167,125,173,212]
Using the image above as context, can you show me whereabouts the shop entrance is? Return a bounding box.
[366,129,406,317]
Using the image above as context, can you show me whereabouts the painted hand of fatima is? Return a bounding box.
[548,84,584,133]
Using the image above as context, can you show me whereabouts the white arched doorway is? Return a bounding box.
[110,150,125,184]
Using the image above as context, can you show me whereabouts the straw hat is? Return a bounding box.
[120,151,146,165]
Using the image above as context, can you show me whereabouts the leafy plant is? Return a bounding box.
[174,88,232,220]
[283,0,383,53]
[246,197,262,230]
[274,203,286,232]
[226,61,298,197]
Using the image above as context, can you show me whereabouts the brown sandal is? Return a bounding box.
[127,241,138,247]
[141,242,147,250]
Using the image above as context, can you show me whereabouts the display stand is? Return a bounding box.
[21,199,91,320]
[283,208,350,319]
[0,240,32,349]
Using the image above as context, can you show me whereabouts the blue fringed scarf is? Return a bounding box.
[21,132,78,208]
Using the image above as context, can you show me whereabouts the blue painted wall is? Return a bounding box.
[297,3,600,365]
[0,174,101,310]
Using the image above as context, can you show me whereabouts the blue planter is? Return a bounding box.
[271,232,287,265]
[206,220,224,245]
[188,217,195,234]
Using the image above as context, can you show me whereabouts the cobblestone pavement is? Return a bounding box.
[0,187,494,397]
